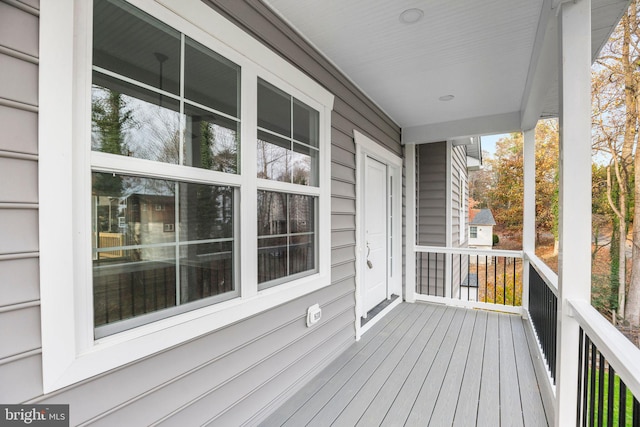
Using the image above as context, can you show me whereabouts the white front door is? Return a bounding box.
[363,155,388,314]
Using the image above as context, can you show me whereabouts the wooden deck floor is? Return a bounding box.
[261,302,549,427]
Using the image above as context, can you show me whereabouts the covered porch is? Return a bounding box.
[263,302,550,426]
[260,0,640,425]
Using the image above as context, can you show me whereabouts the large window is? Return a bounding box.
[257,79,319,287]
[91,0,240,336]
[40,0,332,392]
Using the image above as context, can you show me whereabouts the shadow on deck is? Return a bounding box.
[261,302,550,426]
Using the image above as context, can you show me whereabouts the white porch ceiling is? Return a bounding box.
[262,0,630,143]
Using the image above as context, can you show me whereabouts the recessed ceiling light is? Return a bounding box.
[439,94,455,102]
[399,8,424,24]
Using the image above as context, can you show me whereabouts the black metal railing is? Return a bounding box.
[577,327,640,426]
[416,251,446,297]
[257,241,315,284]
[529,263,558,383]
[415,250,522,306]
[93,251,233,327]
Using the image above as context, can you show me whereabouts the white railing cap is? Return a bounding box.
[414,245,523,259]
[569,299,640,401]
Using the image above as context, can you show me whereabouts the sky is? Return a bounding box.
[480,133,509,158]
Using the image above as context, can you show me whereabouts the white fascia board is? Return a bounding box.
[402,111,521,144]
[520,0,558,131]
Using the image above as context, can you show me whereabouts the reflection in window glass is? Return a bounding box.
[93,0,181,95]
[257,131,290,182]
[92,172,235,331]
[184,103,239,173]
[180,241,233,304]
[179,182,234,241]
[185,37,240,118]
[92,75,181,163]
[257,79,290,137]
[257,79,319,187]
[92,0,240,175]
[293,99,319,147]
[257,191,316,286]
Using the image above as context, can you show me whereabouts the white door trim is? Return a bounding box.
[354,130,403,340]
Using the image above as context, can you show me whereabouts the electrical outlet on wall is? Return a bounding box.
[306,304,322,327]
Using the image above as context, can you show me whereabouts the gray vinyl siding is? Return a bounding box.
[0,0,403,425]
[416,142,446,247]
[0,0,42,405]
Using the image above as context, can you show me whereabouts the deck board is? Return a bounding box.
[354,305,448,426]
[499,313,525,426]
[476,312,501,426]
[452,310,487,427]
[261,302,550,427]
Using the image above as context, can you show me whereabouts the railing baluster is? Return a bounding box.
[607,363,615,427]
[619,382,626,427]
[582,333,590,427]
[597,352,605,426]
[577,327,584,426]
[589,343,597,427]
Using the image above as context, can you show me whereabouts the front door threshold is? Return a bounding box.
[361,294,400,327]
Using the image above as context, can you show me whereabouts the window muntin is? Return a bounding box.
[92,172,236,336]
[470,226,478,238]
[257,79,319,186]
[92,0,241,173]
[257,191,317,287]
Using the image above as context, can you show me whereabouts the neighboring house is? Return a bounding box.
[468,208,497,250]
[0,0,636,426]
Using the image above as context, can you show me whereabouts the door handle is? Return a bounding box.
[366,242,373,269]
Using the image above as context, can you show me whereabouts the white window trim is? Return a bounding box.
[39,0,333,393]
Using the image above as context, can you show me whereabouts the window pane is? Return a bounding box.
[290,234,314,275]
[93,0,180,95]
[293,99,319,147]
[184,37,240,118]
[289,194,314,233]
[180,241,234,303]
[257,191,317,286]
[257,131,290,182]
[93,245,177,328]
[92,73,181,164]
[179,182,234,241]
[257,190,287,236]
[258,79,291,137]
[184,103,239,173]
[292,143,319,186]
[258,237,288,283]
[92,173,176,251]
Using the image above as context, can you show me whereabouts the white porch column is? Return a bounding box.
[406,144,416,303]
[522,127,536,313]
[555,0,592,425]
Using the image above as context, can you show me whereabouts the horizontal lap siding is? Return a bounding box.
[2,0,401,425]
[0,0,42,405]
[417,143,446,247]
